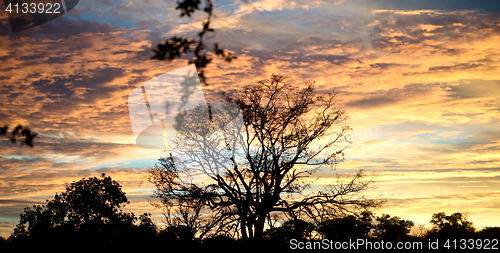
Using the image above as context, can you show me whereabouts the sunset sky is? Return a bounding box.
[1,0,500,237]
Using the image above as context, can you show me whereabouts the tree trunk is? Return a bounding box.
[241,219,248,240]
[253,216,266,240]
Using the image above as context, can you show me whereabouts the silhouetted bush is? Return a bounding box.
[478,226,500,239]
[374,214,414,241]
[426,212,476,240]
[317,212,373,240]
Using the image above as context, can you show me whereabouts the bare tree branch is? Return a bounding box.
[148,75,383,240]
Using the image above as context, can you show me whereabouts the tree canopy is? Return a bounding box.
[149,75,383,240]
[11,174,137,244]
[429,212,476,236]
[373,214,414,241]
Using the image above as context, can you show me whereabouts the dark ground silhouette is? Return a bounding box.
[1,175,499,251]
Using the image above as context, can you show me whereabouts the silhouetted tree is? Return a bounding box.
[138,212,156,229]
[373,214,414,241]
[317,211,373,239]
[10,174,136,246]
[128,213,158,244]
[264,219,316,241]
[428,212,475,238]
[149,75,383,241]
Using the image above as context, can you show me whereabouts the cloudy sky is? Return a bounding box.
[1,0,500,237]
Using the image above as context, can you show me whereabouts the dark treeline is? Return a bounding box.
[0,175,499,251]
[1,210,499,251]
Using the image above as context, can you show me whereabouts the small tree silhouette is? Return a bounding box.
[428,212,475,238]
[373,214,414,241]
[317,211,373,239]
